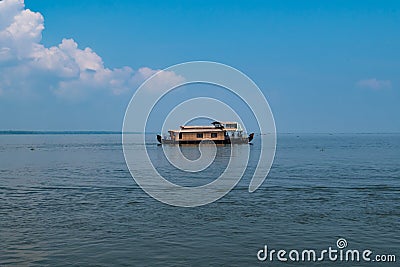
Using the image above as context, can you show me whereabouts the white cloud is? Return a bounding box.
[356,78,392,90]
[0,0,184,99]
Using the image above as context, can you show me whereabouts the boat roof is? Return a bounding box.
[169,128,224,133]
[168,121,242,133]
[180,125,216,129]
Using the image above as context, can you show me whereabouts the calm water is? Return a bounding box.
[0,134,399,266]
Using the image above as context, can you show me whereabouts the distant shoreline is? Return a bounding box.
[0,131,399,135]
[0,131,125,135]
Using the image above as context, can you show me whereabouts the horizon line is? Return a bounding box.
[0,130,399,135]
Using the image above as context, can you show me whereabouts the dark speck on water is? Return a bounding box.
[0,133,399,266]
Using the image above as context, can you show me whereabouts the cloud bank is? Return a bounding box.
[356,78,392,90]
[0,0,184,99]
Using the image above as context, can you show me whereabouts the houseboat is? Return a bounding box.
[157,121,254,144]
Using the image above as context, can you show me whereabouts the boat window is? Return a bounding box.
[197,133,203,138]
[211,133,217,138]
[179,133,182,139]
[226,123,237,129]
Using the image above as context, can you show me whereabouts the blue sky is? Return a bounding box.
[0,0,399,132]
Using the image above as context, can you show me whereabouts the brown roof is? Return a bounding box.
[180,126,216,129]
[169,128,224,133]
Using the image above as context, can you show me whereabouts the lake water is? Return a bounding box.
[0,134,399,266]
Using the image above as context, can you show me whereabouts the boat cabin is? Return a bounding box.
[166,121,245,142]
[157,121,253,144]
